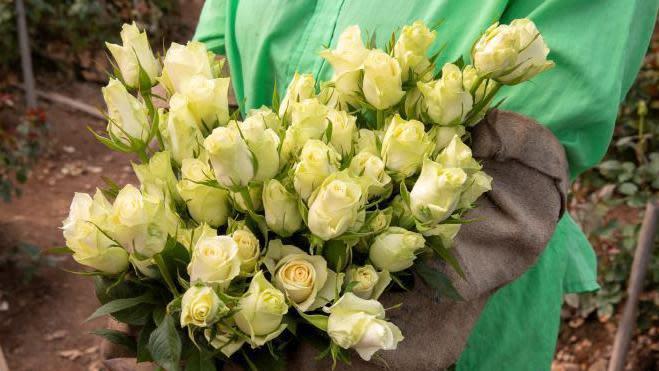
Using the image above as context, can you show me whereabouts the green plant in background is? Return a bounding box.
[0,93,48,202]
[0,0,181,72]
[566,34,659,329]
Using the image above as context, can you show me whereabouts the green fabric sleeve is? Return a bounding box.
[499,0,658,179]
[193,0,228,55]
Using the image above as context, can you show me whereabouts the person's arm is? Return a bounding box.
[193,0,228,55]
[499,0,657,179]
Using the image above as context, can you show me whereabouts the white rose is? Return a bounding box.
[326,293,403,361]
[204,122,255,188]
[133,151,180,202]
[320,25,369,106]
[162,94,203,165]
[472,19,554,85]
[230,184,263,212]
[231,228,261,274]
[345,265,391,300]
[362,50,405,110]
[102,78,150,145]
[279,73,316,118]
[188,235,241,287]
[307,172,365,240]
[429,125,466,155]
[281,98,329,163]
[394,20,436,81]
[435,135,481,172]
[177,157,231,227]
[410,159,467,224]
[327,109,357,156]
[262,179,303,237]
[381,114,431,177]
[368,227,425,272]
[458,171,493,209]
[246,106,283,132]
[180,74,230,131]
[62,191,129,274]
[234,271,288,346]
[356,129,381,156]
[264,240,341,312]
[160,41,214,94]
[180,285,228,327]
[106,22,160,89]
[238,118,281,182]
[348,152,392,198]
[293,140,340,201]
[418,63,473,126]
[204,322,245,357]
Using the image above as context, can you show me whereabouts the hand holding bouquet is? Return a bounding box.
[61,19,553,369]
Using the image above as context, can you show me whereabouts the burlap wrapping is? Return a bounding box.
[103,109,569,370]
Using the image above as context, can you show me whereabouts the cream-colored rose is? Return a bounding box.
[162,94,203,165]
[178,223,217,252]
[410,159,467,225]
[326,293,403,361]
[102,78,150,145]
[472,19,554,85]
[106,22,160,89]
[204,122,255,187]
[307,172,365,240]
[327,109,357,156]
[320,25,369,106]
[231,228,261,274]
[279,73,316,118]
[293,140,340,201]
[348,152,392,198]
[280,98,329,163]
[133,151,180,202]
[230,184,263,212]
[366,209,392,234]
[238,118,281,182]
[394,20,436,81]
[180,74,230,131]
[204,322,245,357]
[246,106,283,132]
[429,125,466,155]
[62,191,129,274]
[435,135,481,172]
[345,265,391,300]
[356,129,381,156]
[458,171,493,209]
[262,179,303,237]
[264,240,340,312]
[188,235,241,287]
[381,114,431,177]
[180,285,228,327]
[177,157,230,227]
[234,271,288,346]
[160,41,214,94]
[418,63,473,126]
[368,227,425,272]
[362,50,405,110]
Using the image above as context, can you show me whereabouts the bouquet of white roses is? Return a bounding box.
[60,19,553,370]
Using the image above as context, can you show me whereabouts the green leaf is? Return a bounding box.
[90,328,136,352]
[399,181,411,206]
[86,293,154,322]
[298,311,329,332]
[148,314,182,371]
[414,260,463,301]
[185,347,216,371]
[137,319,156,362]
[426,236,465,279]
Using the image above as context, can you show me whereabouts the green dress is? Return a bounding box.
[194,1,657,369]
